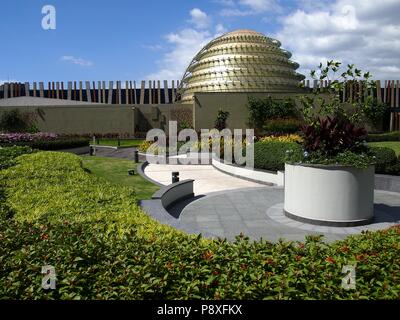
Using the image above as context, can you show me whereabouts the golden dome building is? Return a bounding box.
[178,29,305,103]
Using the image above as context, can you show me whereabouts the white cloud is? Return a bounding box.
[215,23,228,34]
[60,55,93,67]
[220,0,281,16]
[274,0,400,79]
[0,79,18,85]
[239,0,274,12]
[141,44,163,51]
[189,8,211,29]
[146,10,226,81]
[146,29,213,80]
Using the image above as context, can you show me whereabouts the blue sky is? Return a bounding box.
[1,0,399,83]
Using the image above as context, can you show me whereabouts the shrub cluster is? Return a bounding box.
[254,141,301,171]
[263,118,303,135]
[369,147,400,175]
[0,150,399,299]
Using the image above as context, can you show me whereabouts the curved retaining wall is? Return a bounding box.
[212,157,284,186]
[152,179,195,209]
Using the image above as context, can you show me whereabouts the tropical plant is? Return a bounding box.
[294,61,377,168]
[301,116,367,157]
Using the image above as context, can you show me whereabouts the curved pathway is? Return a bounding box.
[144,163,265,195]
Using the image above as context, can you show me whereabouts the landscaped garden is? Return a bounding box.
[0,146,399,299]
[1,60,399,299]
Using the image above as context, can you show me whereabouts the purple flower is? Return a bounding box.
[0,132,58,144]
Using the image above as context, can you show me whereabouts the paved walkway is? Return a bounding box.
[92,146,137,160]
[167,187,400,242]
[144,164,264,195]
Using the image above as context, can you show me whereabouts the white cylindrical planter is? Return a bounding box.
[284,163,374,226]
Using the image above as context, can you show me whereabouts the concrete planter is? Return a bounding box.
[284,163,375,226]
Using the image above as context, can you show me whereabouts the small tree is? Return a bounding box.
[214,109,230,130]
[0,109,38,133]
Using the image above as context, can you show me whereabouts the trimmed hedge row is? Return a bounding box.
[367,131,400,142]
[0,138,89,150]
[0,150,399,299]
[254,141,301,171]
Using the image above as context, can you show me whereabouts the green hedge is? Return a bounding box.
[0,150,399,299]
[0,146,35,170]
[263,119,302,135]
[367,131,400,142]
[0,138,89,150]
[254,141,301,171]
[369,147,398,174]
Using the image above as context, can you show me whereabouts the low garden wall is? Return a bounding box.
[212,156,284,186]
[151,179,194,209]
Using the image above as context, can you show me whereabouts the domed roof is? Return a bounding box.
[178,29,305,103]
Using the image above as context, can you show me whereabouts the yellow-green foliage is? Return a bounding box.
[137,140,153,152]
[0,152,184,241]
[259,134,303,144]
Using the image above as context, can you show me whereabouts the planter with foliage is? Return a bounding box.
[285,61,379,226]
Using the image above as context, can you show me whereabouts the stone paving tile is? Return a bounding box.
[195,215,220,222]
[196,221,224,229]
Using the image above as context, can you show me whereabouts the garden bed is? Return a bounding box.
[0,148,399,299]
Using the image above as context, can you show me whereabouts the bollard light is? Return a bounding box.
[172,171,179,183]
[134,150,139,163]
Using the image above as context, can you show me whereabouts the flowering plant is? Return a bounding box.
[0,132,58,144]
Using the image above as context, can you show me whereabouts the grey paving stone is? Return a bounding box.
[195,215,220,222]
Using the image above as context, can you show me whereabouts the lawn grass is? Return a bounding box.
[368,141,400,156]
[81,156,159,200]
[93,139,144,148]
